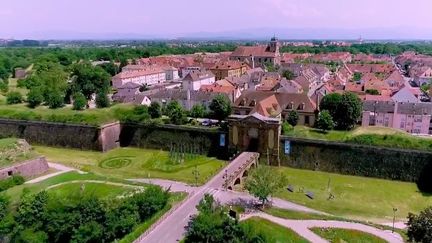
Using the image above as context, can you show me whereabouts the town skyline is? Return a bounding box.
[1,0,432,40]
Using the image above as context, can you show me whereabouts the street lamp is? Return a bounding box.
[222,169,228,190]
[192,166,200,187]
[392,207,398,233]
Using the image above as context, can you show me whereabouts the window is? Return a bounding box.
[286,102,294,110]
[249,99,256,107]
[7,171,12,176]
[298,102,305,110]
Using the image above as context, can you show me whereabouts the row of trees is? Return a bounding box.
[0,185,169,242]
[280,43,432,55]
[121,95,232,125]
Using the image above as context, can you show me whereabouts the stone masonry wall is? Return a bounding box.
[0,156,49,179]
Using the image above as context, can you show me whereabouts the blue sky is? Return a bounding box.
[1,0,432,39]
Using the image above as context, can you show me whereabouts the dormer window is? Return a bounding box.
[249,99,256,107]
[239,98,246,106]
[298,102,305,110]
[286,102,294,110]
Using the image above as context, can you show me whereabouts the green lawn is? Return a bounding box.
[264,207,341,221]
[242,217,309,243]
[274,167,432,222]
[34,146,226,185]
[284,126,432,151]
[0,103,133,126]
[311,228,386,243]
[7,78,28,96]
[4,171,136,206]
[47,182,138,199]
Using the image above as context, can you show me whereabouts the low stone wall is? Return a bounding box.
[0,156,49,180]
[0,119,120,152]
[279,136,432,182]
[120,124,229,159]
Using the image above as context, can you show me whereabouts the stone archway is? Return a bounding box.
[242,170,248,178]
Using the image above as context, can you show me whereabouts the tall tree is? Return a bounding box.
[286,110,299,127]
[245,166,287,206]
[209,94,232,121]
[408,207,432,243]
[315,110,335,132]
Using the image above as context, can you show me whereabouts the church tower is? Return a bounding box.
[268,36,280,53]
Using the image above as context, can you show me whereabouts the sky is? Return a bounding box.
[1,0,432,39]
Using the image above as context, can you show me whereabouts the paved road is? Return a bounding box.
[136,152,257,243]
[242,212,404,243]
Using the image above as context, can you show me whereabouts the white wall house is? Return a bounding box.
[182,71,215,91]
[112,69,166,89]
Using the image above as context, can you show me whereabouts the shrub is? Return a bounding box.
[190,104,206,118]
[286,110,299,126]
[0,175,25,192]
[72,92,87,110]
[27,87,44,108]
[407,207,432,242]
[315,110,334,132]
[46,91,64,109]
[95,91,110,108]
[282,121,293,134]
[148,102,162,119]
[6,92,23,105]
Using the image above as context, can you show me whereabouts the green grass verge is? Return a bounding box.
[119,192,187,243]
[264,207,341,221]
[311,228,387,243]
[242,217,309,243]
[284,126,432,152]
[34,146,226,185]
[274,167,432,222]
[4,171,139,207]
[0,103,133,126]
[47,182,137,199]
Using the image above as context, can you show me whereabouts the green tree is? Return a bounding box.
[336,92,362,130]
[15,191,49,227]
[315,110,334,132]
[72,92,87,111]
[165,101,186,125]
[245,166,287,206]
[27,87,44,108]
[319,93,342,119]
[282,70,296,80]
[365,89,379,95]
[209,94,232,121]
[6,92,23,104]
[286,110,299,126]
[46,90,65,109]
[11,228,48,243]
[148,102,162,119]
[71,221,104,243]
[70,63,111,99]
[99,62,119,76]
[95,91,110,108]
[353,72,362,81]
[190,104,206,118]
[131,186,169,221]
[407,206,432,243]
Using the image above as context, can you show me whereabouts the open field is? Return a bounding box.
[274,167,432,222]
[0,102,134,126]
[0,137,36,168]
[284,125,432,151]
[242,217,309,243]
[34,146,226,185]
[311,228,387,243]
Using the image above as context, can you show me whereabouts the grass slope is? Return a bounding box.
[0,103,133,126]
[242,217,309,243]
[34,146,226,185]
[284,126,432,151]
[311,228,387,243]
[0,138,36,168]
[274,167,432,222]
[47,182,136,199]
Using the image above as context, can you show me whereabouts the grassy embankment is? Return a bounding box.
[34,146,226,185]
[284,125,432,151]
